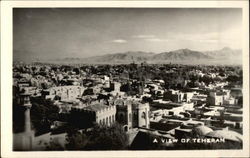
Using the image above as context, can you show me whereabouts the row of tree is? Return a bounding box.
[47,123,129,150]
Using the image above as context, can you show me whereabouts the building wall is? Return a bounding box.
[224,98,236,105]
[162,102,194,116]
[163,90,184,103]
[208,92,224,106]
[214,96,223,106]
[96,106,116,126]
[116,104,132,130]
[71,105,116,128]
[43,86,85,101]
[133,103,150,128]
[184,92,194,103]
[115,100,150,130]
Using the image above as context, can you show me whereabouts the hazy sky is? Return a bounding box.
[13,8,242,61]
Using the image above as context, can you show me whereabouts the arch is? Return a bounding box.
[133,112,138,120]
[124,125,128,132]
[141,111,147,127]
[141,112,146,119]
[119,113,124,122]
[112,115,115,123]
[109,116,111,124]
[107,116,110,125]
[106,117,108,125]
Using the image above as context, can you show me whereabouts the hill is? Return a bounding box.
[152,49,213,61]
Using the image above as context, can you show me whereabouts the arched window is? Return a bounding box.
[120,113,124,122]
[124,125,128,132]
[109,116,111,124]
[142,112,146,119]
[112,115,115,123]
[133,112,138,120]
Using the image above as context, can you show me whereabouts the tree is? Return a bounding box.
[226,75,240,83]
[65,123,129,150]
[65,128,89,150]
[200,75,214,85]
[85,123,129,150]
[73,68,80,75]
[46,139,65,151]
[30,97,59,135]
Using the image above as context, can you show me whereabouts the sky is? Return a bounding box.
[13,8,242,61]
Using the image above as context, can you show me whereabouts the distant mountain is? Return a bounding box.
[152,49,213,61]
[18,47,241,65]
[62,57,81,61]
[80,48,217,64]
[203,47,242,60]
[83,51,154,63]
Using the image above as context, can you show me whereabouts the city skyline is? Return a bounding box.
[14,8,242,61]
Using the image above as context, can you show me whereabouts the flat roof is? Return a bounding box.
[83,104,109,112]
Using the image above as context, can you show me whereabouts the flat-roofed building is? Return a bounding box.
[207,91,224,106]
[163,90,184,103]
[42,86,86,101]
[151,101,194,116]
[71,103,116,128]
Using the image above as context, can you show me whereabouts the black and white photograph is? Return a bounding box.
[1,1,249,157]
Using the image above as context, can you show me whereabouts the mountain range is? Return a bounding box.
[15,47,242,65]
[62,47,242,65]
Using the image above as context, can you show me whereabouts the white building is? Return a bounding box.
[42,86,86,101]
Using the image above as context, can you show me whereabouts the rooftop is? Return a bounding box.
[83,103,109,112]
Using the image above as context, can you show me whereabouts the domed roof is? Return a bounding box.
[206,130,242,142]
[194,125,213,136]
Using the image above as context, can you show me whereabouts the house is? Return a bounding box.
[163,90,184,103]
[41,86,86,101]
[207,91,223,106]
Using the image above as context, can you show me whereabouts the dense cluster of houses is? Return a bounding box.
[13,63,243,150]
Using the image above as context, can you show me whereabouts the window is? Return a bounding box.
[120,113,124,122]
[141,112,146,119]
[124,126,128,132]
[133,112,138,120]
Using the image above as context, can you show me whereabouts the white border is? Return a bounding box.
[1,1,249,157]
